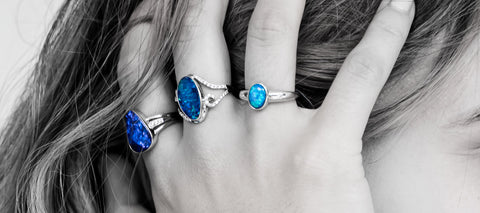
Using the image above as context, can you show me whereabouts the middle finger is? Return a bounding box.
[244,0,306,111]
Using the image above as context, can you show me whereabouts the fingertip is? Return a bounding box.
[389,0,414,13]
[316,0,416,137]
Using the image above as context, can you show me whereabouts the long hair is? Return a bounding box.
[1,0,478,212]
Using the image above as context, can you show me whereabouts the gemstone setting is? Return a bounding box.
[177,76,203,121]
[125,110,152,152]
[248,83,268,110]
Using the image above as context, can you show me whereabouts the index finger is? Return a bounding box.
[317,0,415,138]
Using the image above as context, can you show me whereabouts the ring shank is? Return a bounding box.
[268,92,298,103]
[239,90,298,103]
[146,113,181,135]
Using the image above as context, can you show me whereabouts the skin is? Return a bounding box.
[364,34,480,212]
[105,0,478,212]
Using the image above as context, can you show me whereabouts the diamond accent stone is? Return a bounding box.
[125,111,152,152]
[148,118,164,129]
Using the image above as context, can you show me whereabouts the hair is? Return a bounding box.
[0,0,478,212]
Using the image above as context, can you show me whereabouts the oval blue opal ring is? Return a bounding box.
[239,83,298,110]
[125,110,181,153]
[175,75,230,123]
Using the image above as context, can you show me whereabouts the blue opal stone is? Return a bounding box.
[248,84,267,109]
[177,76,201,120]
[125,111,152,152]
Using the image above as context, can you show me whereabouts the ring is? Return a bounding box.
[239,83,298,110]
[175,75,229,123]
[125,110,181,153]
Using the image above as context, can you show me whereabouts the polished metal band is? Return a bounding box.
[239,91,298,103]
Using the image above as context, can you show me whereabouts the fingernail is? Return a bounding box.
[390,0,414,12]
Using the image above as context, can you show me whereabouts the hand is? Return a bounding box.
[115,0,415,212]
[103,154,151,213]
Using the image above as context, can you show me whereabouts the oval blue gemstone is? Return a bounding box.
[125,111,152,152]
[177,76,201,120]
[248,84,267,109]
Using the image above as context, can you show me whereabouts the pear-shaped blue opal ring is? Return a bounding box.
[125,110,181,153]
[239,83,298,110]
[175,75,229,123]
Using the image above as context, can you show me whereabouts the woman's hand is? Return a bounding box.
[114,0,415,212]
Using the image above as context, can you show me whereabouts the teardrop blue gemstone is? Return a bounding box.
[248,84,267,109]
[177,77,201,120]
[125,111,152,152]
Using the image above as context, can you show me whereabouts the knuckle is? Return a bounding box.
[179,14,205,43]
[117,24,151,76]
[343,51,388,84]
[178,24,201,43]
[293,147,365,182]
[372,20,408,41]
[293,151,341,182]
[248,9,292,45]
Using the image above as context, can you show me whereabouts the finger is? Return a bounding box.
[117,1,181,157]
[244,0,306,102]
[317,0,415,138]
[172,1,234,128]
[104,155,151,213]
[173,0,230,84]
[118,23,177,115]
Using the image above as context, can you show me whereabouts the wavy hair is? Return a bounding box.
[1,0,478,212]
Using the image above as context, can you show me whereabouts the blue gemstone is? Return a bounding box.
[125,111,152,152]
[248,84,267,109]
[177,76,201,120]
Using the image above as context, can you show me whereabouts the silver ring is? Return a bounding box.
[125,110,181,153]
[175,75,229,123]
[239,83,298,110]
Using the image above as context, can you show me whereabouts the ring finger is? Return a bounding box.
[173,0,233,127]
